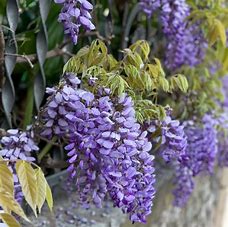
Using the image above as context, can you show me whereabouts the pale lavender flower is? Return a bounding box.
[173,114,218,207]
[147,111,187,163]
[40,73,156,223]
[0,127,39,203]
[139,0,161,17]
[140,0,207,70]
[54,0,95,44]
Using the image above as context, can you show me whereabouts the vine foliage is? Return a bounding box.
[0,157,53,226]
[64,39,189,123]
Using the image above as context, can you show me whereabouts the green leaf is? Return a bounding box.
[0,213,21,227]
[0,191,29,222]
[129,40,150,61]
[15,161,37,216]
[0,162,14,197]
[170,74,189,93]
[87,39,108,67]
[124,50,144,69]
[63,56,83,74]
[124,64,145,90]
[102,74,129,96]
[208,19,227,46]
[35,168,47,213]
[45,181,53,211]
[158,77,169,92]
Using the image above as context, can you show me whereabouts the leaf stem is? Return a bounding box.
[38,137,57,162]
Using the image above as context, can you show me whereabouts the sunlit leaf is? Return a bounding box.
[16,161,37,216]
[35,168,47,213]
[170,74,189,93]
[0,162,14,197]
[0,191,29,222]
[45,180,53,211]
[129,40,150,61]
[0,213,21,227]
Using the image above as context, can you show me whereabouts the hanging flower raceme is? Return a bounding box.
[172,114,218,206]
[54,0,95,44]
[0,128,39,203]
[221,75,228,107]
[183,115,218,176]
[139,0,161,17]
[172,163,194,207]
[217,111,228,167]
[147,111,187,163]
[139,0,207,70]
[39,73,156,223]
[160,0,206,70]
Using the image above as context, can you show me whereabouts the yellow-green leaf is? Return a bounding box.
[0,191,29,222]
[35,168,47,213]
[0,162,14,197]
[158,77,169,92]
[124,51,144,69]
[45,181,53,211]
[15,161,37,216]
[129,40,150,60]
[215,19,227,47]
[0,213,21,227]
[170,74,189,93]
[222,48,228,70]
[208,19,227,46]
[87,39,108,67]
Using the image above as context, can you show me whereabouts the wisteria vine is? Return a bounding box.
[1,0,228,225]
[140,0,207,70]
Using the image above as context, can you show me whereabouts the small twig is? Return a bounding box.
[37,135,59,146]
[37,137,58,162]
[41,157,68,169]
[4,48,67,67]
[4,53,34,68]
[3,31,102,67]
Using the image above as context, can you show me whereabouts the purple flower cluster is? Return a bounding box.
[217,111,228,167]
[160,0,207,70]
[172,164,194,207]
[147,112,187,163]
[0,128,39,203]
[40,73,82,138]
[172,114,218,206]
[221,75,228,107]
[40,73,156,223]
[54,0,95,44]
[139,0,207,70]
[0,128,38,162]
[183,115,218,176]
[139,0,161,17]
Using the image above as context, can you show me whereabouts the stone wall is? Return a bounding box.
[23,170,223,227]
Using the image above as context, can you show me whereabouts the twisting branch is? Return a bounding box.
[4,30,106,68]
[0,25,5,88]
[4,48,73,68]
[4,53,35,68]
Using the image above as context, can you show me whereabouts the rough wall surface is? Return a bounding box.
[23,171,221,227]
